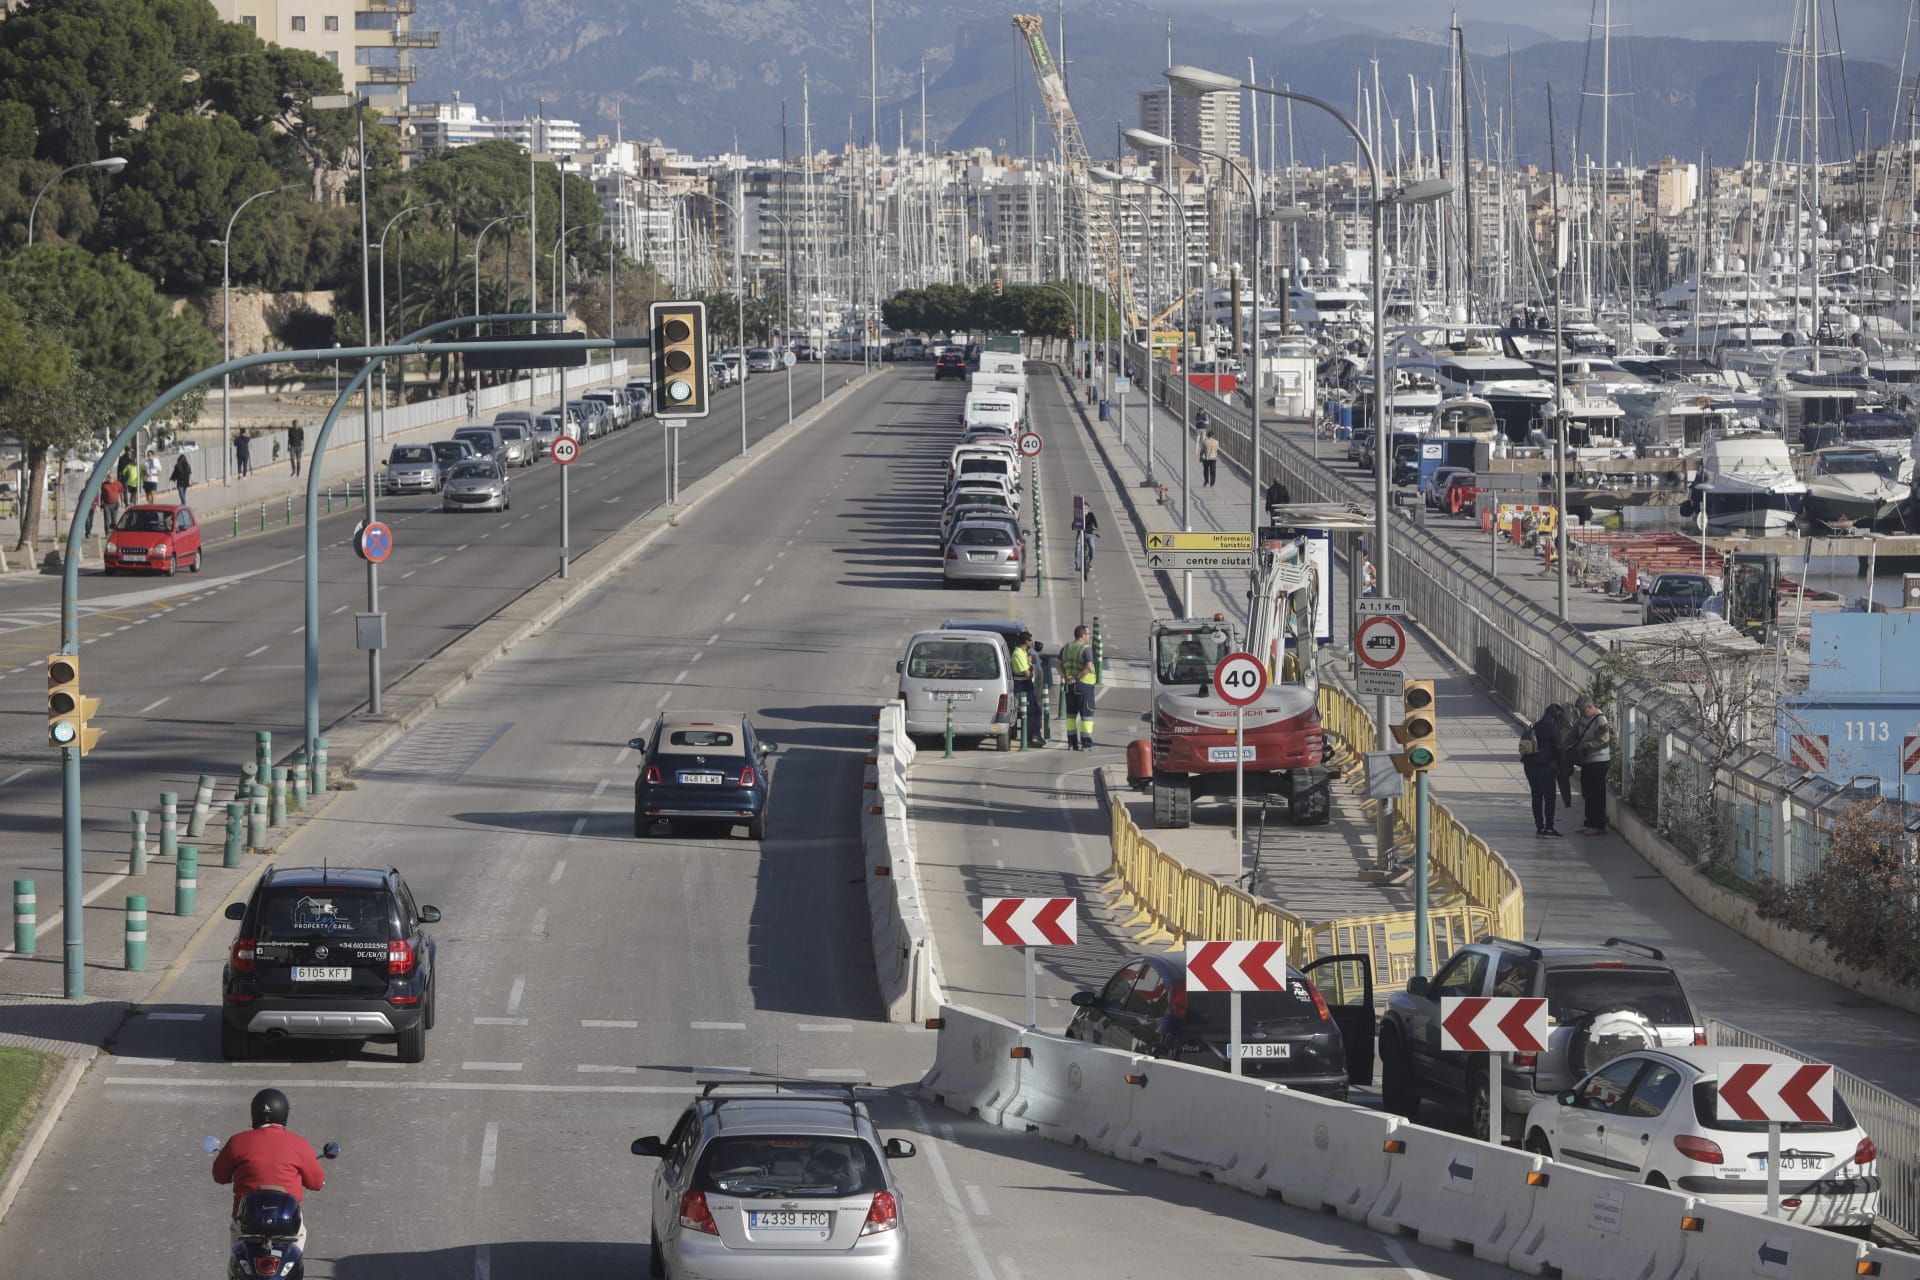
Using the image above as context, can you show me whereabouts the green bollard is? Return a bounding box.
[238,761,258,800]
[159,791,179,862]
[1092,616,1105,684]
[313,738,329,793]
[187,774,215,838]
[270,767,287,828]
[1016,698,1027,751]
[247,788,268,850]
[223,802,245,867]
[259,501,266,532]
[174,847,197,916]
[290,751,308,811]
[232,509,240,537]
[285,495,293,526]
[12,880,33,954]
[254,730,272,786]
[125,896,148,971]
[943,696,955,759]
[130,809,149,877]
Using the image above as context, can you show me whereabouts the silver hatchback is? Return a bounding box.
[441,459,510,513]
[633,1082,914,1280]
[943,519,1023,590]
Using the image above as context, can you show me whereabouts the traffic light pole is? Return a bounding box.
[60,745,79,996]
[1414,771,1431,977]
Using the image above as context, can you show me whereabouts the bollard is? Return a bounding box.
[160,790,179,862]
[943,696,955,759]
[313,738,329,793]
[285,495,293,526]
[174,847,198,916]
[247,788,268,850]
[1016,698,1027,752]
[254,730,272,785]
[223,802,245,867]
[238,761,258,801]
[259,501,266,532]
[327,487,333,515]
[232,509,240,537]
[130,808,150,877]
[12,880,33,954]
[187,774,215,838]
[1092,616,1105,684]
[290,751,308,811]
[125,896,148,971]
[270,766,287,828]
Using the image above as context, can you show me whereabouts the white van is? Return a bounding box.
[896,629,1013,750]
[969,376,1026,424]
[979,352,1023,377]
[963,394,1019,435]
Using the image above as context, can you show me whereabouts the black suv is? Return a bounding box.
[220,865,441,1063]
[934,350,968,380]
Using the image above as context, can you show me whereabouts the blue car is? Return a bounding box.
[629,710,775,840]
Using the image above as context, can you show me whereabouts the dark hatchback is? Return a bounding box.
[1641,572,1715,624]
[630,710,775,840]
[1066,952,1376,1099]
[220,865,440,1063]
[934,350,969,380]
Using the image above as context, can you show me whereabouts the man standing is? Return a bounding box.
[288,422,305,478]
[119,451,141,498]
[100,472,124,531]
[1010,632,1045,747]
[1058,625,1098,750]
[235,430,252,478]
[141,449,161,501]
[1565,694,1612,836]
[1198,429,1220,488]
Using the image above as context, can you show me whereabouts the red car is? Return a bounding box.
[105,503,202,575]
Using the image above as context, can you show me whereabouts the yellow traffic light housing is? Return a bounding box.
[1394,679,1438,773]
[47,654,101,755]
[650,300,710,420]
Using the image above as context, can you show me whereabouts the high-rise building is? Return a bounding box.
[212,1,437,115]
[1136,86,1240,164]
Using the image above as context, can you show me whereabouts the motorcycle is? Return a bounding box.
[204,1135,340,1279]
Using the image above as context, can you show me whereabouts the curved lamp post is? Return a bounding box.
[213,184,300,485]
[27,157,126,244]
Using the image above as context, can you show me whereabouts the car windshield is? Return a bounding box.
[1156,627,1231,683]
[952,526,1013,547]
[431,443,471,463]
[535,417,561,432]
[693,1135,885,1198]
[961,458,1010,474]
[454,434,493,451]
[256,887,388,943]
[666,729,737,749]
[907,640,998,680]
[116,509,174,533]
[1691,1080,1857,1134]
[389,446,433,464]
[498,426,524,440]
[1545,967,1693,1025]
[448,462,496,481]
[1653,579,1712,599]
[1182,981,1321,1035]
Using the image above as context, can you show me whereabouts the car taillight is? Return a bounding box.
[1007,545,1020,561]
[738,766,757,788]
[1855,1136,1878,1165]
[860,1190,900,1235]
[1673,1134,1724,1165]
[1512,1052,1539,1070]
[644,763,663,785]
[945,546,959,559]
[1305,980,1331,1022]
[1692,1028,1708,1046]
[679,1191,719,1235]
[996,694,1008,716]
[387,938,415,976]
[230,938,256,973]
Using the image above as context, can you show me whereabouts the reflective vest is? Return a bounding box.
[1060,640,1096,685]
[1010,646,1032,679]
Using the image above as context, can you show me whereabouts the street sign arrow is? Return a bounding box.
[1439,997,1549,1053]
[1183,940,1288,991]
[1716,1061,1833,1124]
[981,896,1077,947]
[1757,1242,1789,1268]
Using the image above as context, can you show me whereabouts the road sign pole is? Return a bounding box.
[560,446,571,580]
[1025,945,1037,1030]
[1489,1051,1502,1145]
[1230,990,1243,1078]
[1415,772,1431,977]
[1767,1121,1781,1217]
[1235,706,1246,878]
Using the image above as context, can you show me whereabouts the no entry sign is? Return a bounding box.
[1356,615,1408,670]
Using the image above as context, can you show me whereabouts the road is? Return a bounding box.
[0,364,1509,1280]
[0,368,832,955]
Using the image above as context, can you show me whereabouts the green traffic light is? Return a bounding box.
[1408,747,1434,768]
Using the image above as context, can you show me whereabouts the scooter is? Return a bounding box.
[204,1135,340,1279]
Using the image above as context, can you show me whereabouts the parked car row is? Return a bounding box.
[940,356,1030,592]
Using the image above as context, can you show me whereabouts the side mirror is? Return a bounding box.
[224,903,246,921]
[759,742,777,755]
[321,1141,341,1159]
[631,1136,668,1158]
[883,1137,917,1160]
[894,660,904,673]
[201,1135,221,1155]
[1556,1091,1579,1108]
[1069,990,1096,1008]
[418,905,441,924]
[627,737,647,751]
[1406,975,1431,999]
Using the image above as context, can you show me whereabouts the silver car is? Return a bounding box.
[496,423,534,467]
[568,398,611,438]
[384,443,441,494]
[943,519,1023,590]
[530,414,564,457]
[632,1082,914,1280]
[441,459,510,513]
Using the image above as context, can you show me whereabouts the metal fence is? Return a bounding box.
[1708,1017,1920,1237]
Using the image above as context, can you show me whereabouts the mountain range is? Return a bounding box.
[412,0,1902,170]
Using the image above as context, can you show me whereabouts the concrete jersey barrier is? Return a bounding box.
[861,700,945,1023]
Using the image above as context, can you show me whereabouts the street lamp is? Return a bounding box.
[27,157,127,244]
[374,201,442,440]
[475,212,528,325]
[1089,168,1157,477]
[708,190,751,457]
[213,184,298,485]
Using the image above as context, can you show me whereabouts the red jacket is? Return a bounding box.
[212,1125,325,1215]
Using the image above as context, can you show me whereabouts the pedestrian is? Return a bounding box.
[100,472,124,531]
[1564,693,1613,835]
[84,485,99,537]
[170,451,192,506]
[141,449,161,501]
[1010,632,1045,747]
[235,430,252,478]
[1521,703,1567,837]
[1264,476,1291,513]
[288,422,305,477]
[1058,624,1098,750]
[1198,429,1220,487]
[465,386,477,419]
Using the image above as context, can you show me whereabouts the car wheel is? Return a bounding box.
[995,727,1011,752]
[190,548,202,573]
[423,977,437,1031]
[395,1019,426,1064]
[220,1020,252,1062]
[1524,1129,1552,1158]
[744,817,765,841]
[163,552,176,577]
[1380,1030,1421,1120]
[648,1227,666,1279]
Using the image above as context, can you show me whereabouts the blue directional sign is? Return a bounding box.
[355,520,394,564]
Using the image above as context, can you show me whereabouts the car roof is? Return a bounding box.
[941,619,1027,639]
[655,710,748,732]
[1630,1046,1803,1078]
[264,865,391,890]
[701,1097,870,1137]
[1476,937,1678,968]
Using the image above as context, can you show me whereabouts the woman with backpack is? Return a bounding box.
[1521,703,1567,837]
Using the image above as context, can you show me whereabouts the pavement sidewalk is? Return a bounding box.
[1096,379,1920,1105]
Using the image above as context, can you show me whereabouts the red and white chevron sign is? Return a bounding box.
[1788,733,1829,771]
[1716,1061,1834,1124]
[1184,941,1289,992]
[981,897,1076,947]
[1439,997,1549,1054]
[1904,734,1920,776]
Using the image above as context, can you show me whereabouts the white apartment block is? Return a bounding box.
[213,0,435,113]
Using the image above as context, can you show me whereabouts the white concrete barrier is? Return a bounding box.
[862,701,945,1022]
[1865,1242,1920,1280]
[918,1005,1025,1125]
[1114,1058,1283,1194]
[1365,1130,1545,1265]
[1506,1163,1696,1280]
[1002,1030,1142,1157]
[1673,1202,1865,1280]
[1263,1090,1407,1222]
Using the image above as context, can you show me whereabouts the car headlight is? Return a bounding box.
[154,542,170,556]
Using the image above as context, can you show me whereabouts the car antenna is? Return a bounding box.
[1532,906,1547,942]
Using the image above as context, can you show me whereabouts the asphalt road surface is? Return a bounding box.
[0,366,1510,1280]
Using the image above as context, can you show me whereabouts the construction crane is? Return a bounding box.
[1011,14,1134,326]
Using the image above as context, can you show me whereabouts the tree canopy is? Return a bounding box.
[883,282,1119,340]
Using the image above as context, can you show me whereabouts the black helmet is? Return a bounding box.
[250,1088,290,1128]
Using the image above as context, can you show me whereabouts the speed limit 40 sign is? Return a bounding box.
[550,435,580,465]
[1213,651,1268,706]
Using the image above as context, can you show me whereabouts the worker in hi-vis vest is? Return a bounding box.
[1058,624,1097,750]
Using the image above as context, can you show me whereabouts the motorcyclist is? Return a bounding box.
[212,1088,325,1249]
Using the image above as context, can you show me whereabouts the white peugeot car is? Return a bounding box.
[1522,1047,1878,1231]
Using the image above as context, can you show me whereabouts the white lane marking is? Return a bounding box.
[1384,1239,1437,1280]
[118,1057,176,1067]
[784,539,794,547]
[548,860,566,884]
[473,1017,528,1026]
[199,667,226,683]
[478,1121,499,1187]
[401,570,416,579]
[614,746,632,765]
[590,780,608,799]
[349,1061,402,1069]
[114,625,130,633]
[797,1023,853,1033]
[754,576,765,587]
[738,594,751,604]
[999,1260,1025,1280]
[990,838,1001,849]
[568,817,587,838]
[723,612,736,623]
[456,545,469,552]
[907,1099,997,1280]
[673,670,688,683]
[0,769,32,788]
[706,634,719,646]
[506,976,525,1015]
[965,1184,991,1218]
[582,1019,638,1029]
[475,1242,491,1280]
[690,652,702,664]
[147,1012,204,1022]
[430,555,447,565]
[655,693,670,707]
[804,1068,866,1079]
[331,605,349,615]
[530,906,548,937]
[691,1021,746,1031]
[245,645,269,658]
[462,1062,523,1072]
[577,1064,638,1074]
[290,625,305,635]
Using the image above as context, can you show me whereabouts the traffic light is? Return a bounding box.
[1392,679,1438,773]
[650,300,709,420]
[46,654,101,755]
[992,277,1004,298]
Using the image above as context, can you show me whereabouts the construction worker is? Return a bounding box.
[1059,624,1098,750]
[1010,632,1044,747]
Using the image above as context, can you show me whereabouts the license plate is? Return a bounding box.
[1238,1042,1291,1058]
[749,1211,831,1230]
[119,550,146,559]
[680,773,723,785]
[1755,1157,1823,1172]
[935,691,974,701]
[968,553,996,562]
[292,967,352,982]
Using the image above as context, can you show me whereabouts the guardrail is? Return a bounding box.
[861,700,944,1023]
[1709,1017,1920,1239]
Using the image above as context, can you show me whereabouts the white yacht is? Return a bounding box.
[1801,447,1907,532]
[1387,326,1557,447]
[1686,434,1807,534]
[1288,271,1370,331]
